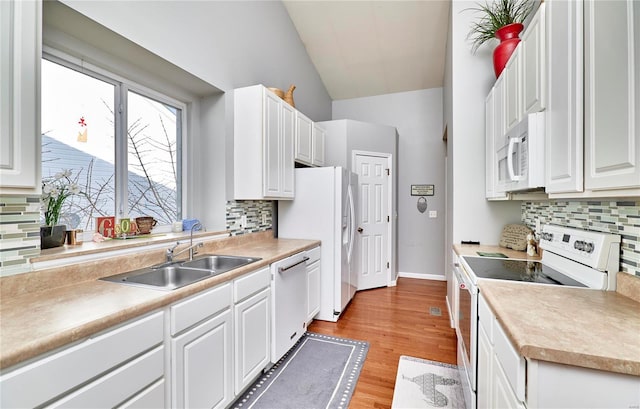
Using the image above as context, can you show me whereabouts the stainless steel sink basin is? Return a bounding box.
[101,265,213,291]
[182,255,261,272]
[100,255,261,290]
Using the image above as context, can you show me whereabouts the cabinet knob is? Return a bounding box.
[357,227,363,233]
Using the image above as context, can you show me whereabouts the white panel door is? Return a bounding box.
[295,112,312,165]
[234,288,270,394]
[172,310,233,409]
[545,0,584,193]
[355,154,389,290]
[281,102,295,198]
[584,0,640,190]
[263,92,281,197]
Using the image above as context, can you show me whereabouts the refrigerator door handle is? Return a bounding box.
[347,184,356,263]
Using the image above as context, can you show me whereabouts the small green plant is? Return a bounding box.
[467,0,533,53]
[42,170,81,226]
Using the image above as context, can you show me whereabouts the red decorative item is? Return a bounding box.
[493,23,524,78]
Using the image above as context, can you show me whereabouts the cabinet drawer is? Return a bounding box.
[305,246,321,264]
[120,379,165,409]
[171,283,231,335]
[478,293,494,343]
[234,267,271,303]
[494,319,526,402]
[49,345,164,408]
[0,311,164,408]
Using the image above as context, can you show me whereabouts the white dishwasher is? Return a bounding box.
[270,252,309,363]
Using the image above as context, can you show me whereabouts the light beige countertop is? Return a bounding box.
[478,278,640,376]
[0,232,320,370]
[453,243,541,260]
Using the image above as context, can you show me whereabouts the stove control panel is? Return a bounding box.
[539,224,620,271]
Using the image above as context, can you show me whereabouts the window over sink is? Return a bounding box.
[41,57,184,232]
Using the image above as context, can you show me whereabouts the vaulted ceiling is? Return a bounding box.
[283,0,451,100]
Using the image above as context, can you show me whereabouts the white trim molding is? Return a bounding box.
[398,271,446,281]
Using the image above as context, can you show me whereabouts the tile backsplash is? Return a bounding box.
[522,201,640,276]
[226,200,273,236]
[0,195,41,276]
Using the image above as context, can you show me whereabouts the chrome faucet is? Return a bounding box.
[166,222,204,262]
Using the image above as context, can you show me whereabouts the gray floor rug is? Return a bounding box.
[391,356,466,409]
[231,332,369,409]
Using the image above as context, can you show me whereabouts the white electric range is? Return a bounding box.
[453,224,621,409]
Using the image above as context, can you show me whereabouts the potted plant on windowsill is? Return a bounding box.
[467,0,533,78]
[41,170,81,249]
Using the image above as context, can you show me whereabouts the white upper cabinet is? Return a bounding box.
[504,46,522,132]
[485,88,508,200]
[295,111,313,165]
[544,0,584,194]
[294,111,325,167]
[234,85,294,199]
[522,3,546,114]
[0,0,41,194]
[311,123,325,167]
[584,0,640,191]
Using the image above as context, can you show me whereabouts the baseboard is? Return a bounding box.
[398,272,446,281]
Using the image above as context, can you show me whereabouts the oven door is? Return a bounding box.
[455,263,478,393]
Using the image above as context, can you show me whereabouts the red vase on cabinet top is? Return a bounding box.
[493,23,524,78]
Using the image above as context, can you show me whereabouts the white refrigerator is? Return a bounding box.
[278,167,358,322]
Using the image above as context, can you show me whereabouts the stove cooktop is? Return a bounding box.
[461,256,587,287]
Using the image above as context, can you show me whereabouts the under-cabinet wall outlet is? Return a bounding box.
[262,213,267,224]
[240,215,247,227]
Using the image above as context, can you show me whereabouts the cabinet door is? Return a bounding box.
[263,91,282,197]
[0,0,41,194]
[504,46,522,131]
[485,89,508,200]
[306,260,321,322]
[584,0,640,190]
[234,288,270,394]
[493,355,526,409]
[494,74,506,151]
[312,124,325,167]
[477,324,493,409]
[281,102,295,198]
[295,112,313,165]
[522,3,546,114]
[172,309,233,409]
[545,0,584,193]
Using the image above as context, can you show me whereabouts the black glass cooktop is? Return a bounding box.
[461,256,586,287]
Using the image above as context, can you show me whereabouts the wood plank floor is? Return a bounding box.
[308,278,458,409]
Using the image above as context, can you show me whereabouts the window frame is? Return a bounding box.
[42,49,188,232]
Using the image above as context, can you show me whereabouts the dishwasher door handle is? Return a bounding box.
[278,257,310,273]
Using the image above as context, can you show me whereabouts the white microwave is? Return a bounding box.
[496,112,545,193]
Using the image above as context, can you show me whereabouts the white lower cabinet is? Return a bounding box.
[233,267,271,395]
[306,246,321,323]
[170,283,233,409]
[476,324,493,409]
[478,292,640,409]
[0,312,165,408]
[171,309,233,409]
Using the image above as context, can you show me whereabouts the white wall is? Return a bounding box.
[58,0,333,231]
[444,0,522,252]
[332,89,447,278]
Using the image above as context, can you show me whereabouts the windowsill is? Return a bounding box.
[32,229,230,267]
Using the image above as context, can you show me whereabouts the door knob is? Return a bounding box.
[357,227,363,233]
